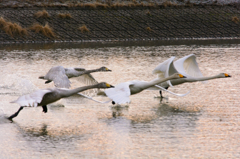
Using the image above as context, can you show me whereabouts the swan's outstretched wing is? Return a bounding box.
[104,82,133,104]
[77,93,112,104]
[10,89,51,107]
[153,57,178,86]
[154,85,190,97]
[174,54,204,78]
[65,67,85,77]
[76,74,98,85]
[66,68,98,93]
[77,74,99,95]
[45,66,71,88]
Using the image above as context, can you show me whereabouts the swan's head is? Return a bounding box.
[220,73,231,78]
[98,82,114,88]
[100,67,112,72]
[171,73,187,79]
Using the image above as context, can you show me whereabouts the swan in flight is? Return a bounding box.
[8,82,114,121]
[151,54,231,97]
[104,73,186,105]
[39,66,112,88]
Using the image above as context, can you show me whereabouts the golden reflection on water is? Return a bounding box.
[0,42,239,158]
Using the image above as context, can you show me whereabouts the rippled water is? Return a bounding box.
[0,40,239,158]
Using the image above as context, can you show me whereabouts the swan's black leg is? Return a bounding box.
[42,105,47,113]
[159,90,163,98]
[159,87,169,98]
[8,106,24,121]
[45,80,52,84]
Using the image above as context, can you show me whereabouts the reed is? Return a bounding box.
[78,25,89,33]
[0,17,28,37]
[30,23,55,38]
[232,16,239,23]
[146,27,152,31]
[58,13,72,19]
[34,10,50,18]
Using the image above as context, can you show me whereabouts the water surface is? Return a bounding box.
[0,40,239,158]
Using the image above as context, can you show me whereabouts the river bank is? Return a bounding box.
[0,3,239,44]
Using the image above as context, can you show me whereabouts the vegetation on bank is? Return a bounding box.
[30,23,55,38]
[0,17,28,37]
[0,0,239,9]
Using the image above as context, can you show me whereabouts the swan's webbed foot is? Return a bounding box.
[42,105,47,113]
[8,106,24,122]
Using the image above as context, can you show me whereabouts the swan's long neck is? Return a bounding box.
[144,76,178,90]
[60,84,100,97]
[80,68,101,75]
[186,74,221,82]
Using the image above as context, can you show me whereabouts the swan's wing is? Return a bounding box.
[153,57,178,86]
[74,74,99,96]
[174,54,204,78]
[65,67,86,77]
[76,74,98,85]
[77,93,112,104]
[45,66,71,88]
[10,89,51,107]
[104,82,133,104]
[154,85,190,97]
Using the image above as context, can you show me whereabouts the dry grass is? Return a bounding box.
[34,10,50,18]
[146,10,151,16]
[30,23,55,38]
[78,25,89,33]
[162,1,178,8]
[73,2,108,9]
[58,13,72,19]
[232,16,239,23]
[0,17,28,37]
[146,27,152,31]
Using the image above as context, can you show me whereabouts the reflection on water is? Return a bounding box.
[0,40,239,158]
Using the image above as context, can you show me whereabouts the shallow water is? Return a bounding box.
[0,40,239,158]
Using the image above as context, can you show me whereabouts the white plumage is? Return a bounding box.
[8,82,114,121]
[151,54,231,97]
[105,73,187,105]
[39,66,111,88]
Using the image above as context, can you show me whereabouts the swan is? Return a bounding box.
[39,66,112,88]
[8,82,114,121]
[104,73,186,105]
[151,54,231,97]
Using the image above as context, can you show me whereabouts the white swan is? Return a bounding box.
[8,82,114,121]
[104,73,186,105]
[151,54,231,97]
[39,66,112,88]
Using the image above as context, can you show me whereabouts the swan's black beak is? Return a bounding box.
[106,69,112,72]
[183,75,187,78]
[110,85,114,88]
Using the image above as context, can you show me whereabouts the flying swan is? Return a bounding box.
[8,82,114,121]
[39,66,112,88]
[151,54,231,97]
[104,73,186,105]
